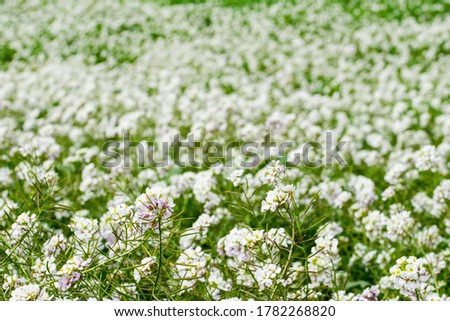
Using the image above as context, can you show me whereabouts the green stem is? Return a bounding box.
[152,215,163,299]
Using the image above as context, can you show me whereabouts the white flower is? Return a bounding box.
[10,212,37,243]
[381,186,396,201]
[2,273,25,292]
[43,234,67,257]
[174,246,209,292]
[261,185,294,212]
[349,175,377,207]
[385,210,414,242]
[414,145,444,172]
[33,256,57,281]
[389,256,430,300]
[228,169,244,187]
[69,217,99,242]
[255,263,282,290]
[207,267,232,300]
[134,256,157,283]
[259,161,286,186]
[10,284,49,301]
[100,203,133,245]
[308,235,340,288]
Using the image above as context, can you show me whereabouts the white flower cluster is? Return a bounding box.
[9,212,37,244]
[69,217,99,242]
[100,203,133,245]
[254,263,282,290]
[261,185,294,212]
[316,181,351,209]
[174,246,210,292]
[180,209,226,250]
[218,227,290,263]
[389,256,430,300]
[228,169,244,187]
[334,286,380,301]
[349,175,377,208]
[134,256,157,283]
[10,284,50,301]
[2,273,25,292]
[308,235,341,288]
[42,234,67,257]
[33,257,57,281]
[218,227,265,262]
[259,161,286,186]
[385,209,414,242]
[207,267,232,300]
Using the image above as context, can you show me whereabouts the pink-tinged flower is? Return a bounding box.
[57,272,81,291]
[134,186,175,231]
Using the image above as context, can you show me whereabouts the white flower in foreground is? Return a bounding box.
[259,161,286,186]
[308,235,340,288]
[261,185,294,212]
[2,273,25,292]
[10,212,37,243]
[358,286,380,301]
[217,227,264,261]
[207,267,232,300]
[10,284,50,301]
[174,246,209,292]
[134,256,157,283]
[33,256,57,281]
[254,263,282,290]
[100,203,133,245]
[389,256,430,300]
[266,228,291,248]
[43,234,67,257]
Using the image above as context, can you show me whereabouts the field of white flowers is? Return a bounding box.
[1,0,450,301]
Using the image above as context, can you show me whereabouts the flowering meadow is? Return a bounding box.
[1,0,450,301]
